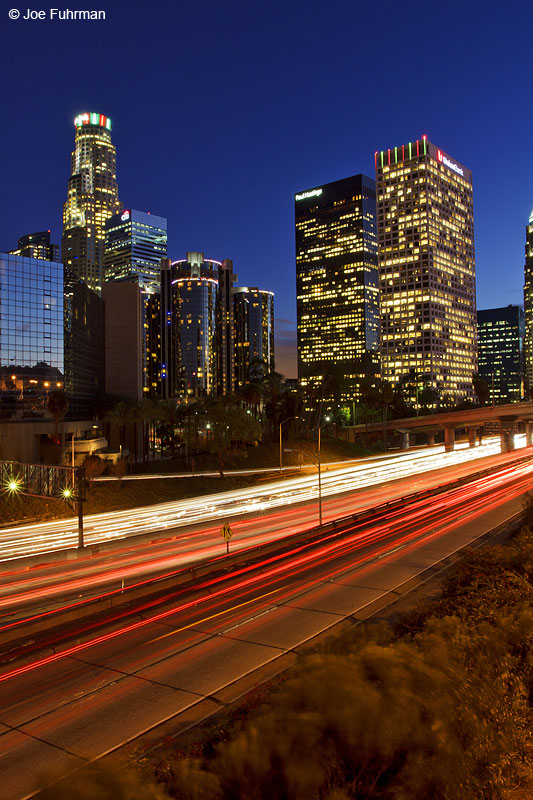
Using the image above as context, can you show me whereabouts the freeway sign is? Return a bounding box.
[220,521,233,554]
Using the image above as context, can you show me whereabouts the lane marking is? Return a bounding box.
[147,586,287,644]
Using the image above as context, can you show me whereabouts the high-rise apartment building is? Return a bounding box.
[8,231,59,262]
[62,112,121,294]
[376,137,477,403]
[295,174,380,410]
[477,305,524,404]
[523,210,533,394]
[104,209,167,290]
[233,287,275,389]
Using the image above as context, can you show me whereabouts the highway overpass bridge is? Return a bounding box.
[342,401,533,453]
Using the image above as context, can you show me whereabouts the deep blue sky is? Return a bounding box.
[1,0,532,377]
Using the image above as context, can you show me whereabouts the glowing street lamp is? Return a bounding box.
[317,416,331,525]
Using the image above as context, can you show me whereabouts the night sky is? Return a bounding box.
[1,0,532,378]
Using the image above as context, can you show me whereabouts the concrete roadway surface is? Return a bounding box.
[0,436,521,562]
[0,444,531,629]
[0,458,530,799]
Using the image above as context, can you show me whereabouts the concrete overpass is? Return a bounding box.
[342,401,533,453]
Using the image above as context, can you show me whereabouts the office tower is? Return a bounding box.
[0,252,104,420]
[104,209,167,290]
[233,287,275,389]
[8,231,59,261]
[477,305,524,404]
[376,136,477,404]
[62,112,121,294]
[295,174,380,410]
[524,211,533,394]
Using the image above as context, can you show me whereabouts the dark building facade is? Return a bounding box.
[233,287,275,389]
[477,305,524,404]
[62,112,121,294]
[295,174,380,412]
[218,259,237,395]
[524,211,533,394]
[104,209,167,290]
[8,231,59,262]
[376,137,477,403]
[0,252,104,420]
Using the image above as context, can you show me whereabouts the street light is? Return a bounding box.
[317,416,331,525]
[279,416,298,472]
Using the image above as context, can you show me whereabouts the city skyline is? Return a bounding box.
[2,0,533,379]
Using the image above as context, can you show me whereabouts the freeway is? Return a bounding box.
[0,436,525,562]
[0,441,530,629]
[0,454,530,799]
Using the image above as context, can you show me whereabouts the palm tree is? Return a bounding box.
[105,401,135,456]
[47,389,69,445]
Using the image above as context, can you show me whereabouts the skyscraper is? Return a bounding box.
[104,209,167,290]
[233,287,275,389]
[375,137,477,403]
[62,112,121,294]
[477,305,524,404]
[295,174,380,411]
[523,210,533,395]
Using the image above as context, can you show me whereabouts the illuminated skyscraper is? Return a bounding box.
[295,174,380,410]
[233,287,275,388]
[376,137,477,403]
[62,112,121,294]
[523,210,533,394]
[477,305,524,404]
[104,209,167,291]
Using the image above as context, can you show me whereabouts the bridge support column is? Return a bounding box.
[467,427,477,448]
[427,432,435,447]
[500,429,514,453]
[400,432,410,450]
[444,427,455,453]
[526,422,533,447]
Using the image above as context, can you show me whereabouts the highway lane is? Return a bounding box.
[0,436,518,562]
[0,460,529,799]
[0,443,530,628]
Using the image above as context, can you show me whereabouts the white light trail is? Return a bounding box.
[0,437,524,561]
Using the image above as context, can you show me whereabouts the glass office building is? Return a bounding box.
[0,253,104,420]
[233,287,275,388]
[295,174,380,409]
[104,209,167,290]
[62,112,121,294]
[0,253,64,419]
[477,305,524,403]
[376,137,477,403]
